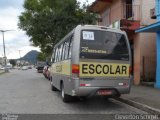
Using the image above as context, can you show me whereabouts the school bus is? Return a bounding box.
[50,25,132,102]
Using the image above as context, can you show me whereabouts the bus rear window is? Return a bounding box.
[80,30,129,60]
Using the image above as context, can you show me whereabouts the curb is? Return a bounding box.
[115,97,160,114]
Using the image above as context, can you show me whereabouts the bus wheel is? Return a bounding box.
[61,83,72,103]
[51,80,58,91]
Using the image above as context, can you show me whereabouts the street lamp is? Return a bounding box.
[0,30,14,72]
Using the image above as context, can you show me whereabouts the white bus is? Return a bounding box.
[50,25,132,102]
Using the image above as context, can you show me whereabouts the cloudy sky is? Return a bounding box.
[0,0,95,59]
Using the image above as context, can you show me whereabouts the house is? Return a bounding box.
[88,0,156,85]
[136,0,160,88]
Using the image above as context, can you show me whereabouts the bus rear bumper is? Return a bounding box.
[74,86,130,97]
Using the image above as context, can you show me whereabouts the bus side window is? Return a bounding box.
[60,43,64,61]
[52,48,55,63]
[62,42,66,60]
[54,47,59,62]
[68,35,73,59]
[57,46,60,62]
[64,40,69,60]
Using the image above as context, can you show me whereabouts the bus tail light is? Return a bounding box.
[80,84,91,87]
[72,64,79,77]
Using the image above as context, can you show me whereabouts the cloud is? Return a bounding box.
[0,7,20,30]
[0,0,40,59]
[6,46,40,59]
[0,0,24,9]
[0,30,40,59]
[0,0,95,59]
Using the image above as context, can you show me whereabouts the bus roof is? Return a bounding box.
[78,25,124,33]
[53,24,126,48]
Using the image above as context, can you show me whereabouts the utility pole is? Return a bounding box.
[0,30,14,72]
[18,50,22,67]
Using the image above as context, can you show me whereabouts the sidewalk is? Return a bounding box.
[116,85,160,114]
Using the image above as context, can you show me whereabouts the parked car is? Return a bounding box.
[36,61,46,73]
[6,64,12,69]
[43,66,49,78]
[46,67,51,80]
[0,67,5,70]
[17,67,21,70]
[43,66,51,80]
[22,66,28,70]
[28,66,32,69]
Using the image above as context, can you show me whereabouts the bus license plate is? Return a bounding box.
[97,90,112,96]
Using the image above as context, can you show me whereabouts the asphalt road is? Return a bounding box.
[0,69,147,115]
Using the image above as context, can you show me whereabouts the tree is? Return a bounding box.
[37,52,46,61]
[9,59,16,66]
[18,0,96,56]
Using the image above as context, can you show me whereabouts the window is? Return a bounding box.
[80,30,129,60]
[54,48,59,62]
[64,40,70,60]
[54,34,73,62]
[57,46,60,62]
[61,42,65,61]
[58,44,63,62]
[68,36,73,59]
[51,49,55,63]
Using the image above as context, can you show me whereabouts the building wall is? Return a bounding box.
[100,8,110,26]
[133,0,156,84]
[134,33,156,84]
[134,0,156,25]
[140,33,156,82]
[133,33,141,85]
[110,0,123,24]
[100,0,156,27]
[99,0,123,26]
[140,33,156,58]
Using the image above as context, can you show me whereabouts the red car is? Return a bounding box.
[46,67,51,80]
[43,66,51,80]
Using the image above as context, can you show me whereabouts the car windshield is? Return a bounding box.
[37,62,46,66]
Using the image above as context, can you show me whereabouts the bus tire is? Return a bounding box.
[61,83,72,103]
[51,80,58,91]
